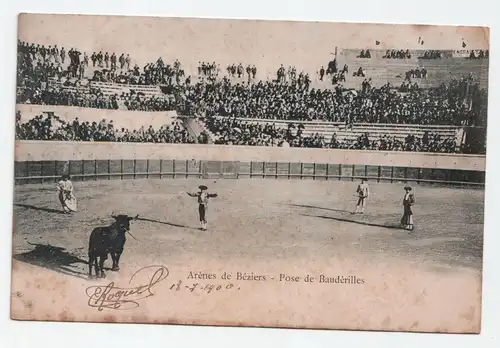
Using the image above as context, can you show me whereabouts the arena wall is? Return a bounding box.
[16,104,179,129]
[13,141,486,186]
[14,141,485,170]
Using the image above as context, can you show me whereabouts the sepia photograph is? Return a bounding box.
[10,13,489,333]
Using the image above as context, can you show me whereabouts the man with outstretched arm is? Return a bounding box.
[187,185,218,231]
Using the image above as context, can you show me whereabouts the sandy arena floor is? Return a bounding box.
[10,179,485,332]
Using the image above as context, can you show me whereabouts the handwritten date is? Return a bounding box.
[170,280,240,294]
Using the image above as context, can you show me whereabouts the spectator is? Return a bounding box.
[15,112,196,144]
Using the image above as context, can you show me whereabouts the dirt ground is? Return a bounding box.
[10,179,485,332]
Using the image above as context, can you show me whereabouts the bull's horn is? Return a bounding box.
[111,212,117,218]
[128,214,139,221]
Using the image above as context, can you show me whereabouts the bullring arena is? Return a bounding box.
[11,142,485,332]
[13,175,484,272]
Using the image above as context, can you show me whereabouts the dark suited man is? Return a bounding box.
[401,186,415,231]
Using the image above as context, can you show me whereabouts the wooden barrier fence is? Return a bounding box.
[13,141,486,187]
[14,159,485,187]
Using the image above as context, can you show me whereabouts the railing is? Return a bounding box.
[90,81,162,95]
[209,116,464,130]
[13,159,485,187]
[13,141,486,187]
[46,79,164,100]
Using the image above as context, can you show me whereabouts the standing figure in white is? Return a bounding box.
[57,175,77,214]
[354,178,369,214]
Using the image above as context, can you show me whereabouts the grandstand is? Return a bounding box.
[16,40,488,154]
[199,115,462,148]
[315,49,489,90]
[47,78,164,97]
[44,79,90,96]
[16,104,181,130]
[183,117,214,144]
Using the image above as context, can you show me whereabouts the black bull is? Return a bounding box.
[88,214,138,278]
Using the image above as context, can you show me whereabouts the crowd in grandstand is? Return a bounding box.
[123,93,177,112]
[398,81,420,93]
[15,111,195,143]
[18,41,68,65]
[358,50,372,58]
[178,74,486,128]
[203,117,458,152]
[17,84,118,110]
[469,50,489,59]
[16,83,180,112]
[225,63,258,80]
[15,109,458,153]
[198,62,219,77]
[322,63,348,84]
[403,67,428,80]
[383,49,412,59]
[18,41,85,79]
[89,51,131,70]
[91,57,186,86]
[15,40,488,153]
[276,65,312,88]
[419,50,444,59]
[17,64,487,128]
[353,67,366,77]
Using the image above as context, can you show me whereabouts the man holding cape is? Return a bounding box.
[57,175,77,214]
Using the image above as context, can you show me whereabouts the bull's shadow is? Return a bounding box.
[13,243,89,279]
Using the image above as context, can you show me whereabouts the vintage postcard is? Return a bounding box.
[11,13,489,333]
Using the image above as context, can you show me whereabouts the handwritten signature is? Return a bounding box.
[85,265,169,311]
